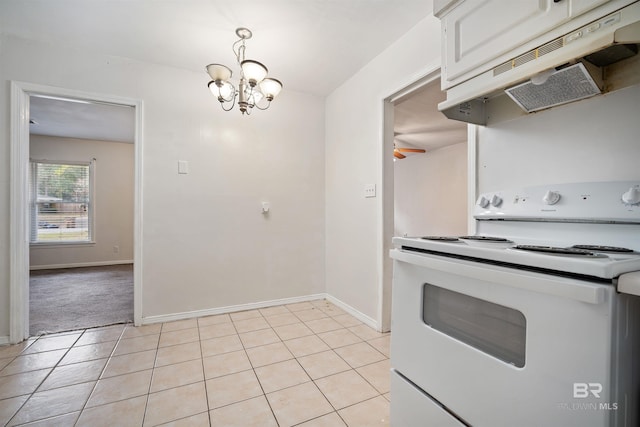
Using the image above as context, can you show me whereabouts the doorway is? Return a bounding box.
[378,70,470,332]
[392,77,468,237]
[28,94,136,335]
[9,81,143,343]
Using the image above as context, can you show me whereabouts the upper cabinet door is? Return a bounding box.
[441,0,569,88]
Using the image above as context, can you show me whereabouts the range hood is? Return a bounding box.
[440,2,640,125]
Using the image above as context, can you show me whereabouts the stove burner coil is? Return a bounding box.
[421,236,460,241]
[571,245,634,253]
[460,236,512,242]
[514,245,596,256]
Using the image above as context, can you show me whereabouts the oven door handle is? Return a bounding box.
[390,249,607,304]
[618,271,640,297]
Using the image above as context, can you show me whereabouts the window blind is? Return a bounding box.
[30,160,93,243]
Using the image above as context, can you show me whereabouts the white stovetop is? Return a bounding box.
[394,181,640,280]
[392,235,640,279]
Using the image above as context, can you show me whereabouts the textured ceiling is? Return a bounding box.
[394,80,467,153]
[4,0,464,149]
[30,96,135,143]
[1,0,433,97]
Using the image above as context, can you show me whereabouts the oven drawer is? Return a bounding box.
[391,369,467,427]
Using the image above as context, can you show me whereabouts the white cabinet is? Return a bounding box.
[439,0,611,89]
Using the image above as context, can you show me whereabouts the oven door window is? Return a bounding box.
[422,283,526,368]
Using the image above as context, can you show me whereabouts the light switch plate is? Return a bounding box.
[178,160,189,174]
[364,184,376,198]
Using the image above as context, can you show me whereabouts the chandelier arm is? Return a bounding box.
[254,100,271,111]
[219,93,237,111]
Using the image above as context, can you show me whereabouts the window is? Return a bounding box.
[422,283,526,367]
[30,160,94,244]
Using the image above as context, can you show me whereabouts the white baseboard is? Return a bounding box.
[324,294,379,331]
[0,336,9,346]
[30,260,134,271]
[142,293,327,325]
[140,292,380,332]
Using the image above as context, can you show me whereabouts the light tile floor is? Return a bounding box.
[0,300,391,426]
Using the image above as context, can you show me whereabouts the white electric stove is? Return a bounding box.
[390,181,640,427]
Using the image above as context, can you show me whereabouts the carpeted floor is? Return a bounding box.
[29,264,134,336]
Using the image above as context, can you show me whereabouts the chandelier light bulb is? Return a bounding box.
[259,78,283,101]
[251,89,264,104]
[241,60,268,86]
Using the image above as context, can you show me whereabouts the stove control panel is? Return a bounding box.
[475,181,640,223]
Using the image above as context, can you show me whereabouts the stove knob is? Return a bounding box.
[543,190,561,205]
[622,186,640,205]
[490,194,503,207]
[477,195,490,208]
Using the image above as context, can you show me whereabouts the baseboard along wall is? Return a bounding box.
[141,292,379,331]
[29,260,134,271]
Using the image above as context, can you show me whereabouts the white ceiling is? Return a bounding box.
[30,96,135,143]
[4,0,464,149]
[1,0,433,97]
[394,80,467,153]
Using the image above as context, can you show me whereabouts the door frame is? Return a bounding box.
[9,81,144,343]
[378,68,441,332]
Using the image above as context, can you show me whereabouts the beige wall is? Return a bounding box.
[394,142,467,237]
[477,84,640,193]
[29,135,134,268]
[0,34,326,338]
[325,15,443,324]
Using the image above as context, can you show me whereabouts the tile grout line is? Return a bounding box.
[4,329,87,426]
[138,323,164,427]
[303,321,385,427]
[237,308,283,427]
[73,324,129,425]
[1,301,390,427]
[196,315,214,427]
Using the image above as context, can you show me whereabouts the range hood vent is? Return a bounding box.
[504,63,601,113]
[439,2,640,126]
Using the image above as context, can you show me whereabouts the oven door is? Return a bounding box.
[390,249,620,427]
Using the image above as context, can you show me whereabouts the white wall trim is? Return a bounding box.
[9,81,31,344]
[325,294,378,330]
[133,100,144,327]
[29,260,134,271]
[9,81,144,343]
[140,292,379,331]
[0,336,9,346]
[141,294,327,325]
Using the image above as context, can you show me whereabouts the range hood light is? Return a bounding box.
[530,69,555,85]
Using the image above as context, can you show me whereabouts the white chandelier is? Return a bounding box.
[206,27,283,115]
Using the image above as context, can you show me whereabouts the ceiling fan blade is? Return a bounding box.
[396,148,426,153]
[394,150,406,159]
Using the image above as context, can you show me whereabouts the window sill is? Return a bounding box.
[30,241,96,249]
